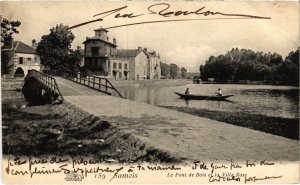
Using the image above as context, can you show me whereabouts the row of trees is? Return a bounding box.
[199,48,299,85]
[161,62,188,79]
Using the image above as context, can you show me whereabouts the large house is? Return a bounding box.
[83,28,161,80]
[1,39,41,77]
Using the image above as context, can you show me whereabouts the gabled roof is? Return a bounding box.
[112,49,145,58]
[13,41,36,54]
[83,37,116,47]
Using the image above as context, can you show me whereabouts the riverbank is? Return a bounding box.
[161,106,299,140]
[2,103,180,163]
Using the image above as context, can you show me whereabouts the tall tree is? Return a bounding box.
[1,17,21,74]
[1,17,21,45]
[180,67,187,78]
[36,24,80,73]
[170,63,179,79]
[160,62,170,78]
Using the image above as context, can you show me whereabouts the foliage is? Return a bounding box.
[169,63,179,79]
[1,17,21,74]
[200,48,299,85]
[1,52,14,74]
[36,24,81,73]
[162,106,299,140]
[160,62,170,78]
[1,17,21,45]
[180,67,187,78]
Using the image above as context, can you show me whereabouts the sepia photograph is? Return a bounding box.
[1,1,299,184]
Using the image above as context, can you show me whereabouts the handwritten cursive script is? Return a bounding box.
[68,3,271,29]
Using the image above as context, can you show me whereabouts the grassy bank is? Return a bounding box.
[2,103,180,163]
[161,106,299,140]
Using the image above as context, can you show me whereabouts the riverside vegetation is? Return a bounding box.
[162,106,299,140]
[199,48,299,85]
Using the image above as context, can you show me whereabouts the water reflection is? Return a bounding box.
[115,84,299,118]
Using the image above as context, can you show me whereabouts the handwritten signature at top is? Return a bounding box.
[68,3,271,30]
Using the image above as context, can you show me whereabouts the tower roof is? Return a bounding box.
[94,28,109,32]
[83,37,117,46]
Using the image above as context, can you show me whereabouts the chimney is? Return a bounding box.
[138,46,142,50]
[144,48,147,52]
[32,39,37,49]
[77,46,81,50]
[113,38,116,45]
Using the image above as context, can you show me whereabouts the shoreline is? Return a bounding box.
[161,106,299,140]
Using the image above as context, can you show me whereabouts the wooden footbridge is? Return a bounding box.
[21,70,123,104]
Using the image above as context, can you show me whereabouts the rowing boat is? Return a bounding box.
[174,92,234,101]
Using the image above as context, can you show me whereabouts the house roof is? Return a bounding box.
[83,37,116,46]
[112,49,144,58]
[146,51,160,58]
[13,41,36,54]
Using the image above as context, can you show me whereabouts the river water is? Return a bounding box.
[115,84,299,119]
[2,83,298,119]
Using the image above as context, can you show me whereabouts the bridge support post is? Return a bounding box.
[93,76,95,88]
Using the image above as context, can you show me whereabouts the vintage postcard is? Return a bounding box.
[1,1,299,184]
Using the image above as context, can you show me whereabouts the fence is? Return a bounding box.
[61,70,123,98]
[23,69,64,103]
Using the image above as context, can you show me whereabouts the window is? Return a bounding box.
[119,63,122,69]
[91,47,99,56]
[27,58,32,62]
[124,64,128,70]
[19,57,23,64]
[113,62,117,69]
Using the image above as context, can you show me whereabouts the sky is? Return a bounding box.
[1,1,299,72]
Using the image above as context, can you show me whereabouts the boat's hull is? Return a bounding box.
[174,92,234,101]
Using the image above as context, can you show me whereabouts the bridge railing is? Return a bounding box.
[61,70,123,98]
[25,69,64,103]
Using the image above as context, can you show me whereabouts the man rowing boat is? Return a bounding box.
[185,88,190,95]
[216,88,222,96]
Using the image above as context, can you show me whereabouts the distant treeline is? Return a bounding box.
[160,63,188,79]
[200,48,299,85]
